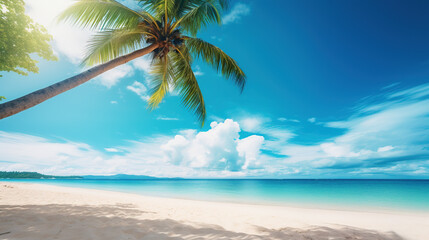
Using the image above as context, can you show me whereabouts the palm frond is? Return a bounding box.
[185,37,245,91]
[170,0,197,19]
[172,46,206,125]
[217,0,229,10]
[58,0,152,30]
[83,28,148,66]
[148,55,174,109]
[175,0,225,36]
[139,0,176,21]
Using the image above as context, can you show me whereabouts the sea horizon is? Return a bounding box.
[4,178,429,213]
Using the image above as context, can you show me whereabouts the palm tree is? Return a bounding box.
[0,0,245,125]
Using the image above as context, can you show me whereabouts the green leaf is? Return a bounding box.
[177,0,225,36]
[148,55,174,109]
[185,37,246,91]
[172,46,206,125]
[83,28,147,66]
[0,0,57,76]
[57,0,149,30]
[140,0,178,20]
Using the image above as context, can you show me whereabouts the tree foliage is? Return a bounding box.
[0,0,57,77]
[0,171,82,179]
[59,0,245,125]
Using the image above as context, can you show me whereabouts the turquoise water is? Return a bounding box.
[3,179,429,212]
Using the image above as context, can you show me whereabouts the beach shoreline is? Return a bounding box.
[1,182,428,240]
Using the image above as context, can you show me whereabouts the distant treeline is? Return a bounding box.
[0,171,82,179]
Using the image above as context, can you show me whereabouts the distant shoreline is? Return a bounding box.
[2,171,429,180]
[0,171,82,179]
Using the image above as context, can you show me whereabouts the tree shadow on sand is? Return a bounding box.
[0,204,404,240]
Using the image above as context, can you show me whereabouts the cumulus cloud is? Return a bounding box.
[237,135,265,170]
[127,81,150,101]
[96,64,134,88]
[0,120,266,177]
[162,119,264,171]
[222,3,250,25]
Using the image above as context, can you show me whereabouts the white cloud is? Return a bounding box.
[308,117,316,123]
[105,148,120,153]
[96,64,134,88]
[278,117,300,123]
[237,135,264,170]
[110,101,118,104]
[131,57,152,74]
[320,143,360,158]
[237,115,294,153]
[157,116,179,121]
[0,131,168,176]
[0,131,106,175]
[378,146,394,152]
[0,119,268,177]
[210,36,223,42]
[127,81,150,101]
[388,82,429,99]
[278,83,429,177]
[161,119,264,171]
[193,65,204,76]
[222,3,250,25]
[239,116,294,140]
[239,116,270,132]
[381,82,400,90]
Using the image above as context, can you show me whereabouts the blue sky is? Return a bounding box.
[0,0,428,178]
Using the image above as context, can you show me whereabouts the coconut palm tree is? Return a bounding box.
[0,0,245,125]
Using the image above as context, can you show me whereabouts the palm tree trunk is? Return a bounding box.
[0,43,159,120]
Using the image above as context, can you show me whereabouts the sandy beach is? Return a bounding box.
[0,182,428,240]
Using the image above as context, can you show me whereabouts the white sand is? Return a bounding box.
[0,182,428,240]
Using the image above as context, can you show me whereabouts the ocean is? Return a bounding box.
[3,179,429,212]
